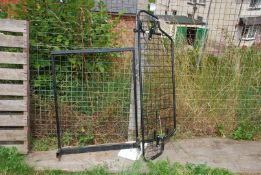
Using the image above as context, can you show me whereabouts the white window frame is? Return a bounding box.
[198,0,206,5]
[188,0,206,5]
[241,25,259,41]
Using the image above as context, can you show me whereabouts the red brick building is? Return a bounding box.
[0,0,19,6]
[0,0,136,47]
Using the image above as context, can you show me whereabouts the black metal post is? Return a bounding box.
[170,40,177,130]
[51,56,62,157]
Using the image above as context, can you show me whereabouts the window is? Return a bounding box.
[198,16,203,21]
[188,0,206,5]
[241,25,259,40]
[188,13,193,18]
[250,0,261,8]
[198,0,206,4]
[188,0,196,3]
[172,10,177,15]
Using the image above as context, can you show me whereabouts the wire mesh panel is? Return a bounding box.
[149,0,261,140]
[1,0,260,153]
[51,48,138,157]
[136,10,176,160]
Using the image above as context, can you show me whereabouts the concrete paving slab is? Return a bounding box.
[26,138,261,173]
[158,138,261,174]
[26,149,134,172]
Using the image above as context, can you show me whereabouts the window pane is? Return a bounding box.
[248,26,258,38]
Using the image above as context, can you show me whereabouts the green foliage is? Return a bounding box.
[232,123,254,140]
[174,44,261,139]
[0,4,7,18]
[78,134,94,146]
[147,161,234,175]
[217,123,226,137]
[8,0,121,96]
[0,146,33,175]
[62,132,73,146]
[32,137,57,151]
[148,160,172,175]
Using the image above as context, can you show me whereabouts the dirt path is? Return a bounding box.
[26,138,261,173]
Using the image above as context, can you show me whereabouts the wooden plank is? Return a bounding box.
[0,130,27,141]
[0,33,25,48]
[0,68,26,80]
[0,100,27,111]
[0,52,25,64]
[3,144,27,154]
[0,115,27,126]
[0,19,26,33]
[0,84,26,96]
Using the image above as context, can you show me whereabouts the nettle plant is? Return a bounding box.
[0,4,7,18]
[10,0,121,95]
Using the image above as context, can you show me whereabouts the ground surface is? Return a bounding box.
[26,138,261,174]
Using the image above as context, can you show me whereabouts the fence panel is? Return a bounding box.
[0,19,29,154]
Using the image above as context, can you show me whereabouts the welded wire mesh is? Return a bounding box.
[136,11,176,159]
[27,1,137,141]
[52,51,134,146]
[28,0,260,146]
[144,0,261,139]
[1,0,260,148]
[138,13,175,140]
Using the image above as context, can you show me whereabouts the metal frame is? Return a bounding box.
[136,10,176,160]
[51,47,139,159]
[51,10,176,160]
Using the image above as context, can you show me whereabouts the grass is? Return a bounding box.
[173,44,261,140]
[32,137,57,151]
[0,146,234,175]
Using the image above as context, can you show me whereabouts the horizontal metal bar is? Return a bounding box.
[57,142,139,157]
[51,47,135,56]
[143,129,176,143]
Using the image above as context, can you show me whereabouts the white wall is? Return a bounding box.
[154,0,261,48]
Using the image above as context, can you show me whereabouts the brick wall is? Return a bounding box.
[112,15,136,47]
[0,0,20,6]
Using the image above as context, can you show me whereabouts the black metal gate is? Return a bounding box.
[136,10,176,160]
[51,48,139,158]
[51,10,176,160]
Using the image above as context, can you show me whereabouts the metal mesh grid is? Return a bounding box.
[136,11,176,159]
[146,0,261,138]
[138,14,175,141]
[151,0,261,53]
[1,0,259,148]
[53,51,135,147]
[28,0,137,140]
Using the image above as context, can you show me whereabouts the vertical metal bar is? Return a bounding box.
[170,40,176,130]
[137,14,145,157]
[52,56,62,152]
[132,50,139,142]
